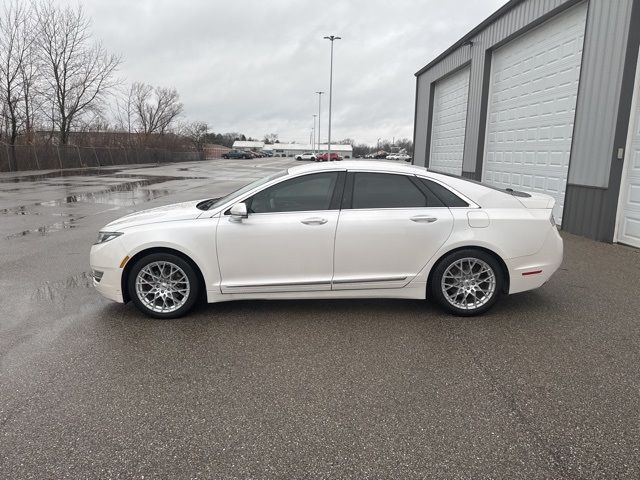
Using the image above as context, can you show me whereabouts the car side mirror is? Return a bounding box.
[229,202,248,222]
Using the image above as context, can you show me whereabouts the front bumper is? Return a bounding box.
[90,239,128,303]
[507,226,564,294]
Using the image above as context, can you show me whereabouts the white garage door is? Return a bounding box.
[482,2,588,223]
[616,47,640,249]
[429,67,470,175]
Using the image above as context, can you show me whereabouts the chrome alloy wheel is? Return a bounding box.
[441,257,496,311]
[135,261,191,314]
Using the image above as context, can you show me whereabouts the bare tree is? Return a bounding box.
[37,1,121,145]
[113,83,136,145]
[131,82,183,139]
[263,133,278,144]
[181,121,208,157]
[0,0,33,152]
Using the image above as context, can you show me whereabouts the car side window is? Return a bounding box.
[418,178,469,207]
[249,172,339,213]
[351,173,435,209]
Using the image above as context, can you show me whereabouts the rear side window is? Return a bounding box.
[249,172,338,213]
[419,178,469,207]
[351,173,433,209]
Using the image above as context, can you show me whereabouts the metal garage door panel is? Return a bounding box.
[617,56,640,248]
[482,2,588,223]
[429,67,470,175]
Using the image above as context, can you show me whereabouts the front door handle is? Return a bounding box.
[410,215,437,223]
[301,217,328,225]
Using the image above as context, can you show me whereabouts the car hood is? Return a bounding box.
[102,200,207,231]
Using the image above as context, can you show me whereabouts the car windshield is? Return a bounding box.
[197,170,288,210]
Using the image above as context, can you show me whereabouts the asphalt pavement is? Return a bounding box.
[0,158,639,479]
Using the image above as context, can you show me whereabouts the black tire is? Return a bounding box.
[430,249,504,317]
[222,155,228,159]
[127,253,201,319]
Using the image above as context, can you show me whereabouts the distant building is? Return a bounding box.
[232,141,264,151]
[264,143,353,158]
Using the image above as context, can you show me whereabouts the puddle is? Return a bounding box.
[5,217,82,239]
[0,168,125,183]
[33,271,94,302]
[1,175,205,214]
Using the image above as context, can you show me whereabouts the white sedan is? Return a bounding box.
[90,161,563,319]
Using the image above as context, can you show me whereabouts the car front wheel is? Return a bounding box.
[128,253,201,319]
[430,249,503,316]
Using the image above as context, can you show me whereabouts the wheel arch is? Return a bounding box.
[427,245,510,295]
[121,247,207,303]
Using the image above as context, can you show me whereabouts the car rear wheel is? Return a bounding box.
[128,253,200,319]
[430,249,503,316]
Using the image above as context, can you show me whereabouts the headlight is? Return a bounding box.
[94,231,123,245]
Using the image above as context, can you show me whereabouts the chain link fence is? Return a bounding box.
[0,143,218,172]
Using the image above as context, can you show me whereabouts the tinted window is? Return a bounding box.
[419,178,469,207]
[249,172,338,213]
[351,173,428,209]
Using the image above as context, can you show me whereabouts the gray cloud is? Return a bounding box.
[68,0,506,144]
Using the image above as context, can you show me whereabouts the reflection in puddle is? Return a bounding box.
[2,175,204,215]
[5,218,81,239]
[0,168,124,183]
[2,172,207,239]
[33,271,94,302]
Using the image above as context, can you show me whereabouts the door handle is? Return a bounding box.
[410,215,437,223]
[301,217,328,225]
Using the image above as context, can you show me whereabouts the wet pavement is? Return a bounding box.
[1,158,639,479]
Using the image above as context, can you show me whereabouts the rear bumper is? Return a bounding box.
[507,227,563,294]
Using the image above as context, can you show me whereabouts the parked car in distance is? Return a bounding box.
[317,152,341,162]
[222,149,253,159]
[260,150,273,157]
[397,154,412,162]
[90,161,563,319]
[295,152,317,161]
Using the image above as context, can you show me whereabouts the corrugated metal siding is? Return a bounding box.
[569,0,633,187]
[413,76,430,165]
[563,185,608,239]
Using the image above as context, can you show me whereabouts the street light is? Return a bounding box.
[323,35,341,161]
[312,114,317,153]
[315,91,324,156]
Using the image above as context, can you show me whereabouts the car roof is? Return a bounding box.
[285,160,530,209]
[288,160,428,175]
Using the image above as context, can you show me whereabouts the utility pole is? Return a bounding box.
[315,91,324,155]
[323,35,341,161]
[312,114,317,153]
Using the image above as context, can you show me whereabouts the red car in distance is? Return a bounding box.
[316,152,341,162]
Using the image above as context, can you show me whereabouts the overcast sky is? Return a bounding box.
[73,0,506,145]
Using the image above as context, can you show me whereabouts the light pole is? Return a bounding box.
[323,35,340,160]
[315,91,324,155]
[312,114,317,153]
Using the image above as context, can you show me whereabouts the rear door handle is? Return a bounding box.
[301,217,328,225]
[410,215,437,223]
